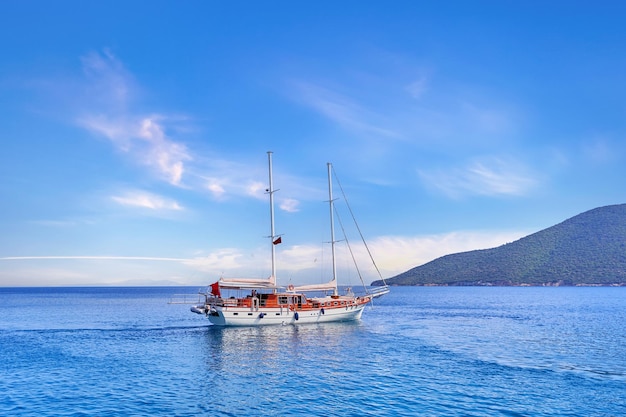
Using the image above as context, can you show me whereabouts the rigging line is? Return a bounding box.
[333,205,368,293]
[331,168,388,286]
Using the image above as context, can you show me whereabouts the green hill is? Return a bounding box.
[373,204,626,286]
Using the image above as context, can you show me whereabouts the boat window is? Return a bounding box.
[278,296,288,304]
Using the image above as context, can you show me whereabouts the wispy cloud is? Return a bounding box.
[290,62,519,149]
[80,113,192,186]
[111,190,183,211]
[292,81,400,138]
[460,101,514,134]
[193,158,307,212]
[73,51,288,203]
[29,219,86,227]
[419,157,537,198]
[198,166,267,201]
[581,136,620,165]
[77,50,192,186]
[406,75,429,100]
[80,49,133,108]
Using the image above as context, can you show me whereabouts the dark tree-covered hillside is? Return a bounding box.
[372,204,626,286]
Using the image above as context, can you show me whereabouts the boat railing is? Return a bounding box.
[204,297,237,307]
[222,297,238,307]
[369,285,390,298]
[168,293,207,305]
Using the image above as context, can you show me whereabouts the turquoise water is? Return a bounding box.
[1,286,624,416]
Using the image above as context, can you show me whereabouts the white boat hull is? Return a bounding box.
[207,304,366,326]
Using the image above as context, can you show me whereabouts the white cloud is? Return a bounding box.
[206,180,226,198]
[183,249,250,273]
[111,190,183,211]
[137,117,191,185]
[246,181,267,199]
[197,175,268,201]
[192,158,314,204]
[0,229,529,286]
[419,157,537,198]
[279,198,300,213]
[77,50,192,186]
[80,114,191,186]
[364,230,528,276]
[74,51,297,204]
[180,229,528,285]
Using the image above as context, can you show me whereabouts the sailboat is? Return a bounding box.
[188,152,389,326]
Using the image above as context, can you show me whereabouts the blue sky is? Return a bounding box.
[1,1,625,286]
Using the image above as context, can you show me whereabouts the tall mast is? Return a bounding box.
[328,162,339,296]
[268,151,277,288]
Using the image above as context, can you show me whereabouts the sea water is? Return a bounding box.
[0,286,624,416]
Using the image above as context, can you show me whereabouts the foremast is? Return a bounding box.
[267,151,278,291]
[327,162,339,297]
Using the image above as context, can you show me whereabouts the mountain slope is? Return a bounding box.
[374,204,626,286]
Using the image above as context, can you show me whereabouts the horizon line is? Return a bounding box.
[0,256,188,261]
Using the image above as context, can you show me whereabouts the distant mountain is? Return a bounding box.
[373,204,626,287]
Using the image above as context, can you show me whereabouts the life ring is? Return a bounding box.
[288,284,295,291]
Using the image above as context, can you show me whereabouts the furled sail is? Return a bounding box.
[217,276,278,290]
[293,278,337,292]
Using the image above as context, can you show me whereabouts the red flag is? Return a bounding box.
[273,236,282,245]
[210,282,221,297]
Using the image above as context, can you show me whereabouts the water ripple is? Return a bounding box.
[1,286,625,416]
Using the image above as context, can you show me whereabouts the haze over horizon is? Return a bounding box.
[1,2,625,286]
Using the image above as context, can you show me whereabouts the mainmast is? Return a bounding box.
[267,151,277,289]
[327,162,339,296]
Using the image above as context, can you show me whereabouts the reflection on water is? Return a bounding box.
[195,321,370,415]
[201,321,364,372]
